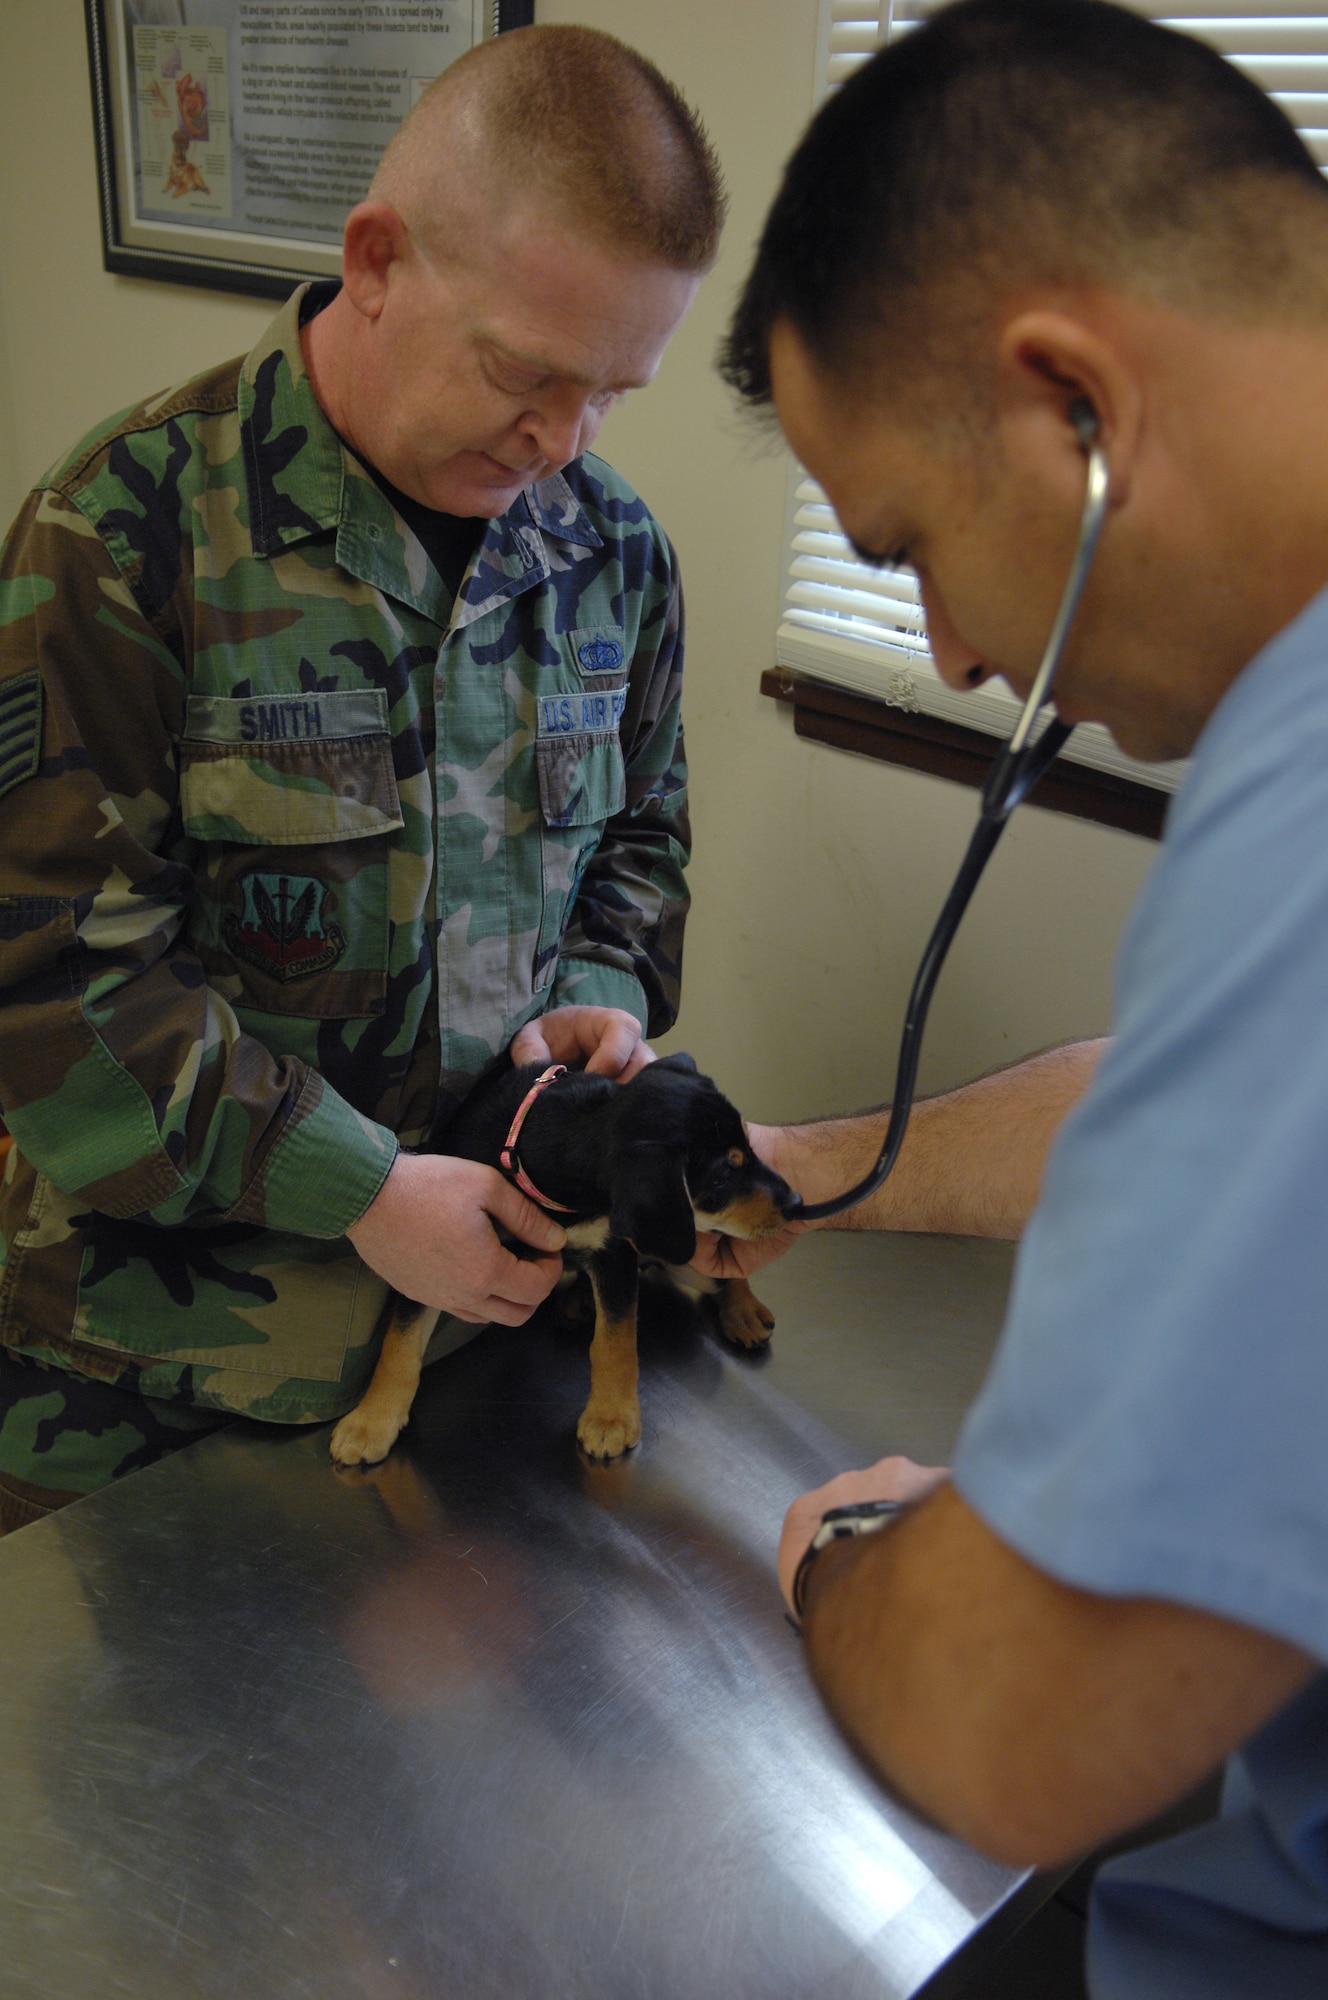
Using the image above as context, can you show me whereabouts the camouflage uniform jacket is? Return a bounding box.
[0,286,690,1424]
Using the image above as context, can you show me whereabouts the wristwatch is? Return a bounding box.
[791,1498,911,1625]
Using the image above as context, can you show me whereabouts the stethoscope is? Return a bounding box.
[797,400,1111,1222]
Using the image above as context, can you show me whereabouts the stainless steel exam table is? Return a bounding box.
[0,1230,1052,2000]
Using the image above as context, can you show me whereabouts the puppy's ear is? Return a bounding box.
[610,1145,697,1264]
[654,1051,698,1076]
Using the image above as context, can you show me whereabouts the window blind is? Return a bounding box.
[779,0,1328,794]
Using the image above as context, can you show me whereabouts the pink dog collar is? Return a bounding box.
[500,1065,577,1212]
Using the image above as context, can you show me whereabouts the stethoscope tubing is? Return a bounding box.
[796,440,1111,1223]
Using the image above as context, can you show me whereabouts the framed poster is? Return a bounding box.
[85,1,536,298]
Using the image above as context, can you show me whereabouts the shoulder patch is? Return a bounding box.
[0,671,42,801]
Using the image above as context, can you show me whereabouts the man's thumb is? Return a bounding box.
[490,1174,566,1252]
[509,1022,552,1069]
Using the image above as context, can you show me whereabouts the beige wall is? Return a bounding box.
[0,0,273,528]
[0,298,17,530]
[0,0,1156,1124]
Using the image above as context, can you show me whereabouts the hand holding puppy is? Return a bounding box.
[511,1004,656,1080]
[347,1153,566,1323]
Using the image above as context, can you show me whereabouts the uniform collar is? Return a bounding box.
[238,284,603,627]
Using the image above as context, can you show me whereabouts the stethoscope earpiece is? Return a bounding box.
[1069,395,1101,450]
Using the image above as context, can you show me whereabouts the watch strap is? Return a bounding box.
[791,1498,910,1625]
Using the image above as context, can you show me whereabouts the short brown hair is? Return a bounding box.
[375,25,726,272]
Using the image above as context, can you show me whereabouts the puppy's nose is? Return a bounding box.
[780,1190,803,1219]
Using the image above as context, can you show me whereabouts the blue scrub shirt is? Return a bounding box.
[954,586,1328,1997]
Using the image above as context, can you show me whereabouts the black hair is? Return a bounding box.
[721,0,1327,406]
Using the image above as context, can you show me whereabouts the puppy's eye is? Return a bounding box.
[726,1147,744,1168]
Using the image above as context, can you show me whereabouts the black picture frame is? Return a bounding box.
[84,1,535,299]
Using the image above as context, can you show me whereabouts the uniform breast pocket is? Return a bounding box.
[179,692,404,1020]
[533,729,626,989]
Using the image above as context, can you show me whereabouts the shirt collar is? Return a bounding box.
[239,284,603,625]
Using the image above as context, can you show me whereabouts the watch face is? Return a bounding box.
[811,1501,909,1555]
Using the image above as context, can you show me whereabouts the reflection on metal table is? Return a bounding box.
[0,1229,1044,2000]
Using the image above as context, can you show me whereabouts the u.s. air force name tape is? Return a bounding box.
[537,687,628,737]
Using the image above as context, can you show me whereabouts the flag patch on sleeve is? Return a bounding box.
[0,672,42,802]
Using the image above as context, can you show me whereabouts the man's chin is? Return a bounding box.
[1060,701,1193,765]
[1109,722,1193,764]
[418,454,541,519]
[422,480,526,519]
[451,492,523,519]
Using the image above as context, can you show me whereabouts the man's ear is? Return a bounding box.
[997,307,1140,503]
[340,200,410,317]
[610,1145,697,1265]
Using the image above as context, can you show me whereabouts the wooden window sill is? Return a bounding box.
[761,668,1167,841]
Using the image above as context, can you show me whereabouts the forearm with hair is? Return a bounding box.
[768,1039,1106,1239]
[799,1484,1315,1868]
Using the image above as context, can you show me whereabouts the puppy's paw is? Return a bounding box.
[576,1404,642,1462]
[718,1280,776,1350]
[329,1404,406,1467]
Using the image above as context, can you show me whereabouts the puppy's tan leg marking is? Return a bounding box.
[330,1298,440,1466]
[577,1311,641,1460]
[718,1275,776,1350]
[576,1242,641,1461]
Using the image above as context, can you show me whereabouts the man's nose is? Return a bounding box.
[518,393,592,474]
[918,574,991,690]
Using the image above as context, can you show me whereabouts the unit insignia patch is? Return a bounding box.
[224,871,346,981]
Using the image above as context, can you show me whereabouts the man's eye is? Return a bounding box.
[849,536,910,572]
[590,389,623,413]
[488,362,542,396]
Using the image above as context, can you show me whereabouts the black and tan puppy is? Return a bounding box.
[330,1054,801,1467]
